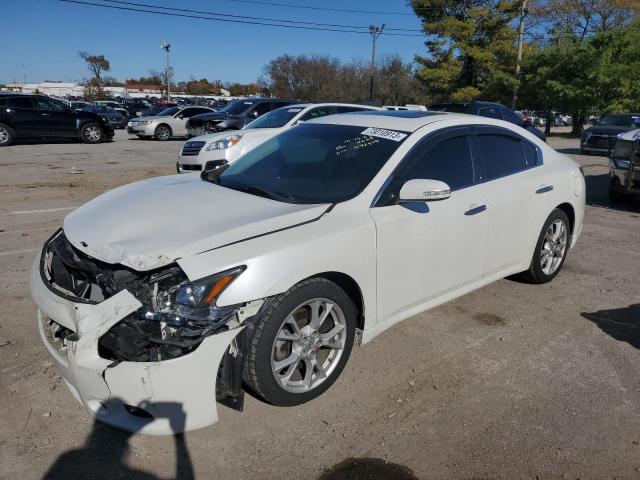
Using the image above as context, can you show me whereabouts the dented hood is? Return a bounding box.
[63,175,329,271]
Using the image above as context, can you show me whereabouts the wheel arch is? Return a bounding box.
[301,271,365,332]
[555,202,575,235]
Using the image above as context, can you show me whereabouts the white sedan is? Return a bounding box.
[127,105,214,141]
[31,111,585,434]
[176,103,379,173]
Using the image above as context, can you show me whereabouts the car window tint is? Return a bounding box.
[476,134,527,179]
[500,108,523,125]
[253,102,272,116]
[179,108,198,118]
[522,141,540,167]
[300,107,334,121]
[8,97,35,109]
[400,135,475,190]
[478,107,502,119]
[336,106,369,113]
[34,98,67,112]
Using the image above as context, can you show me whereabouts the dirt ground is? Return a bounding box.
[0,130,639,480]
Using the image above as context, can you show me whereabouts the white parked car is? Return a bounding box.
[177,103,379,173]
[31,111,585,434]
[127,106,214,140]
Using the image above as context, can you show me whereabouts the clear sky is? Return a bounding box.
[0,0,425,85]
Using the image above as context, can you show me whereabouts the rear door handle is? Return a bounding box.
[536,185,553,194]
[465,205,487,216]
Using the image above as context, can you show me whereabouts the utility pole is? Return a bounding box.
[160,42,171,101]
[368,24,385,102]
[512,0,528,109]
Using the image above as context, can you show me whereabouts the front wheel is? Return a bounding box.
[243,278,356,406]
[80,122,103,144]
[154,124,172,141]
[518,209,570,284]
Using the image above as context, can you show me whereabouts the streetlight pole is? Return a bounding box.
[160,42,171,101]
[512,0,528,109]
[368,24,385,102]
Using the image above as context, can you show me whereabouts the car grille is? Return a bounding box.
[180,164,203,171]
[181,141,206,156]
[585,135,616,149]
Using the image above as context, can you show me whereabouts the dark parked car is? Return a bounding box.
[580,113,640,155]
[82,104,127,129]
[123,99,153,117]
[138,105,170,118]
[0,94,114,147]
[186,98,298,137]
[429,101,547,142]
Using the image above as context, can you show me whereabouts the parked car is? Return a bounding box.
[69,101,88,111]
[31,110,584,434]
[383,105,427,111]
[0,94,114,146]
[608,128,640,202]
[94,100,122,110]
[126,106,214,140]
[177,103,380,173]
[553,114,573,127]
[429,101,547,141]
[580,113,640,155]
[123,99,152,117]
[186,98,298,137]
[83,104,127,129]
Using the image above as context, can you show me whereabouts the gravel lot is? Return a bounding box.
[0,129,639,480]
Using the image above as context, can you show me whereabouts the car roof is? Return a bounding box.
[307,110,464,132]
[286,102,379,109]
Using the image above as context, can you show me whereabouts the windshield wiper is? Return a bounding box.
[223,184,296,203]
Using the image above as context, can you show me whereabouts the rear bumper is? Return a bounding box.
[30,251,242,435]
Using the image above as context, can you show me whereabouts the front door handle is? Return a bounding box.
[535,185,554,194]
[465,205,487,216]
[41,113,51,117]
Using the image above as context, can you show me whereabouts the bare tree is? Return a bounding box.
[79,51,111,101]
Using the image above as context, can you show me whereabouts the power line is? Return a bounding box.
[228,0,416,16]
[58,0,426,36]
[100,0,423,32]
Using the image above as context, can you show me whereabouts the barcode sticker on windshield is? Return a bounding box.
[287,108,302,112]
[361,127,407,142]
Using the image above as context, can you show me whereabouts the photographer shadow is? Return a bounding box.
[43,399,194,480]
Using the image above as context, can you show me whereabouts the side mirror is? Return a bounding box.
[293,119,305,126]
[177,114,184,119]
[399,179,451,202]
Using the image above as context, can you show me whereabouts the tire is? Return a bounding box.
[154,124,172,141]
[243,277,357,406]
[0,123,14,147]
[137,135,146,140]
[80,122,103,144]
[518,209,571,284]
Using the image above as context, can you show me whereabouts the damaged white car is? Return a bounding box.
[31,111,585,434]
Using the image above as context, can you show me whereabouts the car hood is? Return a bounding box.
[63,174,329,272]
[585,125,635,136]
[132,115,171,121]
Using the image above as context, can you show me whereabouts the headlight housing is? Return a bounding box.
[613,158,630,169]
[205,134,243,151]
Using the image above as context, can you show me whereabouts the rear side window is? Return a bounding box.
[478,107,502,119]
[500,108,523,126]
[522,141,541,167]
[476,134,528,179]
[399,135,475,190]
[7,97,35,109]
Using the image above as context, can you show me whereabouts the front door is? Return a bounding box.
[370,127,488,324]
[32,97,77,136]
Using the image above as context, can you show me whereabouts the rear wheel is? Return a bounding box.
[518,209,570,284]
[244,278,356,406]
[154,124,172,141]
[0,123,14,147]
[80,122,103,144]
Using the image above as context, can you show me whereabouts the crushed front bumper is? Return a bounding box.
[30,251,243,435]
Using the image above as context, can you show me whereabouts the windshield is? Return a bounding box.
[218,100,255,115]
[157,107,179,117]
[245,107,302,129]
[215,123,407,204]
[597,114,639,127]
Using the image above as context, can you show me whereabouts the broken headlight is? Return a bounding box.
[99,265,246,362]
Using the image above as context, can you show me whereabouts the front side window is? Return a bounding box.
[213,123,407,204]
[245,107,302,129]
[300,106,335,121]
[8,97,36,109]
[34,98,67,112]
[158,107,179,116]
[478,107,502,119]
[397,135,475,191]
[476,133,528,179]
[252,102,273,116]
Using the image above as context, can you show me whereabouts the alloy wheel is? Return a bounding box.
[0,126,9,144]
[85,125,102,142]
[157,126,170,140]
[540,219,567,275]
[271,298,347,393]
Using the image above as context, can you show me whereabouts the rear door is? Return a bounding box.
[5,97,39,136]
[472,126,546,276]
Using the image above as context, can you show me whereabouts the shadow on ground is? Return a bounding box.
[582,304,640,350]
[317,458,418,480]
[585,173,640,213]
[42,400,193,480]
